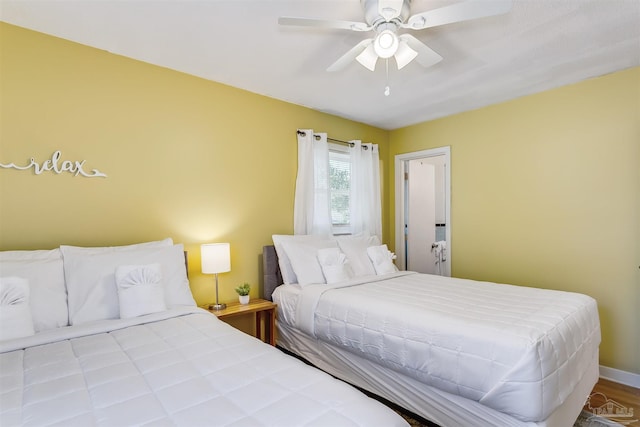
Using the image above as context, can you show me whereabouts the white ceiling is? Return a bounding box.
[2,0,639,130]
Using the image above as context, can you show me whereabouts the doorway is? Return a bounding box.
[394,147,451,276]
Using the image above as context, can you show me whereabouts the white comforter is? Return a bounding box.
[287,272,600,422]
[0,307,407,427]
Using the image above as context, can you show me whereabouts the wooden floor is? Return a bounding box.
[583,378,640,426]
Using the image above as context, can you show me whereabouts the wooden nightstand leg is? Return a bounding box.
[255,312,263,342]
[267,308,275,346]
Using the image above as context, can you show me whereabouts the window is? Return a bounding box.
[294,132,380,238]
[329,145,351,234]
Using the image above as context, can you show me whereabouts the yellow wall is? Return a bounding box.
[2,22,638,374]
[0,23,389,305]
[388,67,640,373]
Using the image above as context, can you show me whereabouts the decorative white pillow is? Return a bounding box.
[367,244,398,275]
[0,277,35,340]
[336,234,380,277]
[0,249,68,332]
[115,264,166,318]
[61,243,195,325]
[272,234,334,284]
[317,248,353,284]
[281,240,338,286]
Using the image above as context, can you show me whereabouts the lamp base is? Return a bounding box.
[209,302,227,311]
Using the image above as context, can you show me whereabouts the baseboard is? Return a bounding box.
[599,365,640,388]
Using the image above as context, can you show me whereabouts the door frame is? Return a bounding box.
[394,146,451,276]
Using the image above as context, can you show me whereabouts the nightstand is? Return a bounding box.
[205,298,277,346]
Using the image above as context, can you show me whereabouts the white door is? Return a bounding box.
[407,159,437,273]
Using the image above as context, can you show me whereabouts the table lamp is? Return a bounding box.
[201,243,230,310]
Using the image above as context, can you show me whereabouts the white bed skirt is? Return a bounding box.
[277,321,599,427]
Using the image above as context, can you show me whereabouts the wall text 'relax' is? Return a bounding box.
[0,151,107,178]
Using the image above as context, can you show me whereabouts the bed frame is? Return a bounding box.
[261,245,599,427]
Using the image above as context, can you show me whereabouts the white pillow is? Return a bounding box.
[281,240,338,286]
[366,244,398,275]
[0,249,68,331]
[317,248,353,284]
[272,234,334,284]
[116,264,166,318]
[60,238,173,255]
[62,244,195,325]
[0,277,35,340]
[336,234,380,277]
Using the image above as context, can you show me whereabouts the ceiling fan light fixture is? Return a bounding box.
[373,30,399,59]
[394,40,418,69]
[281,0,516,74]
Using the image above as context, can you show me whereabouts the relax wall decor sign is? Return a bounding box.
[0,150,107,178]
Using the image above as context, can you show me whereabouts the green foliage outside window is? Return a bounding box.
[329,151,351,226]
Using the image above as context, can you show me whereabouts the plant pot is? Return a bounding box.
[239,295,250,305]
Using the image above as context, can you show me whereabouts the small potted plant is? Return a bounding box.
[235,282,251,305]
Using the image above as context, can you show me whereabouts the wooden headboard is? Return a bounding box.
[262,245,283,301]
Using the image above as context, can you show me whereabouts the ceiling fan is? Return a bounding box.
[279,0,512,72]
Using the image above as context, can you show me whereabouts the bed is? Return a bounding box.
[263,234,602,427]
[0,238,409,427]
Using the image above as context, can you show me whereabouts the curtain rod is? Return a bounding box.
[297,130,370,148]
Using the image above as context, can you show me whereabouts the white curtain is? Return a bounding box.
[293,130,332,235]
[293,130,382,240]
[349,140,382,240]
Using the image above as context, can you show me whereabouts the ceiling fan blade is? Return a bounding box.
[278,16,371,32]
[399,34,443,68]
[402,0,512,30]
[394,40,418,70]
[356,44,379,71]
[327,39,374,72]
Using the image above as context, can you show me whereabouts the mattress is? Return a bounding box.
[0,307,408,427]
[274,271,601,423]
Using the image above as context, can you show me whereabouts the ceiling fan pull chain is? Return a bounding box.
[384,59,391,96]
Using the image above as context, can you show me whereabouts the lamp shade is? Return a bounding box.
[394,40,418,70]
[356,44,378,71]
[201,243,231,274]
